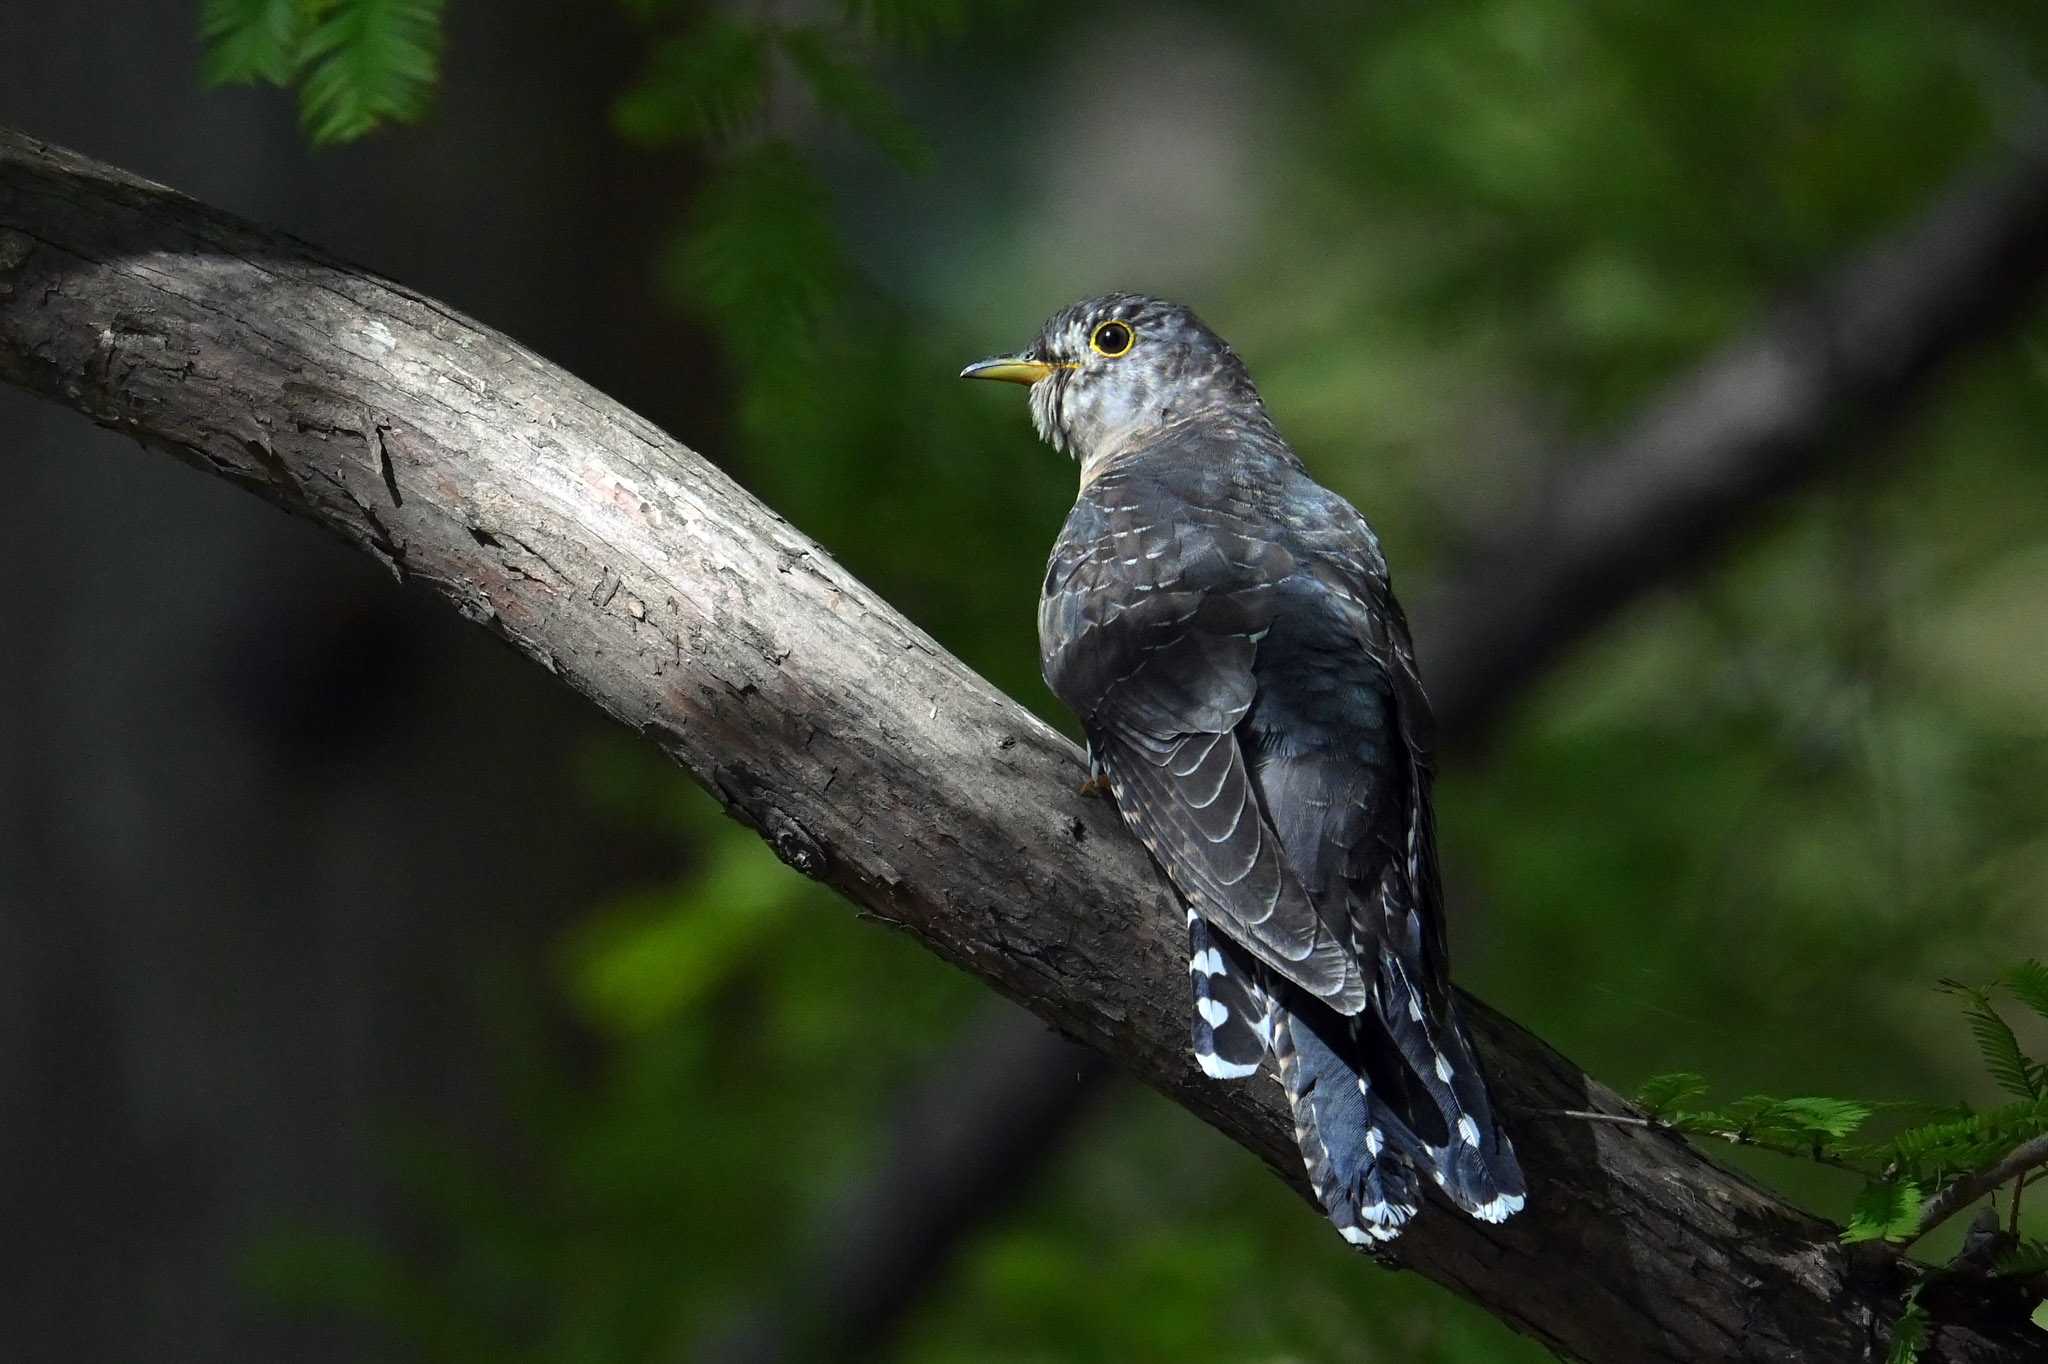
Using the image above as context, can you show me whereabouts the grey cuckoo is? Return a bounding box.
[963,294,1526,1244]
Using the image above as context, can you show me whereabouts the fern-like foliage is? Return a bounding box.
[201,0,978,371]
[297,0,445,144]
[600,0,981,364]
[2007,960,2048,1028]
[1744,1095,1875,1143]
[1635,1071,1708,1118]
[1634,966,2048,1252]
[198,0,446,144]
[1996,1237,2048,1278]
[201,0,314,85]
[668,144,850,375]
[1939,977,2046,1101]
[1887,1289,1929,1364]
[1878,1096,2048,1182]
[778,27,930,170]
[1844,1179,1923,1244]
[613,19,772,146]
[843,0,977,51]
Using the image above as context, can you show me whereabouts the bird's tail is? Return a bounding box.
[1363,937,1527,1226]
[1188,910,1277,1079]
[1186,913,1524,1242]
[1270,985,1423,1243]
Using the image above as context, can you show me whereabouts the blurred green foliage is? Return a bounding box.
[211,0,2048,1358]
[202,0,445,143]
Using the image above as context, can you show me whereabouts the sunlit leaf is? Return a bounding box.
[1844,1179,1922,1243]
[1752,1096,1874,1141]
[1635,1071,1708,1117]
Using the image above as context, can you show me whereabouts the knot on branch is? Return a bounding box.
[763,806,826,878]
[0,227,31,293]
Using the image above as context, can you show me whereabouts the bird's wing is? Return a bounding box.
[1283,528,1522,1213]
[1322,555,1454,1016]
[1040,466,1369,1012]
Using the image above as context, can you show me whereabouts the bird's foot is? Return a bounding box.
[1077,773,1111,799]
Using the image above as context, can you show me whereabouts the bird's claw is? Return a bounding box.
[1077,773,1111,799]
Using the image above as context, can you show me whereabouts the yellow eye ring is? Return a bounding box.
[1089,319,1136,358]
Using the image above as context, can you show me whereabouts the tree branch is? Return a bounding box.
[1912,1136,2048,1248]
[4,125,2045,1362]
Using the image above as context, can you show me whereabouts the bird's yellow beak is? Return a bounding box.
[959,355,1060,384]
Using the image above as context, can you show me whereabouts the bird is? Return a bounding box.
[961,293,1525,1245]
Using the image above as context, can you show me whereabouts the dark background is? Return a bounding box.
[4,3,2048,1360]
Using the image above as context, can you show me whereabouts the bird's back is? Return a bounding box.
[1042,425,1408,916]
[1038,419,1524,1238]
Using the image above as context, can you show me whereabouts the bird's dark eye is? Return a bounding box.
[1089,319,1135,358]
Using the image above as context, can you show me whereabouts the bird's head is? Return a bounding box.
[961,293,1268,468]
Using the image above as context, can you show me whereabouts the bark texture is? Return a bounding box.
[2,126,2042,1363]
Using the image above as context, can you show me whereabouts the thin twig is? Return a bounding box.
[1696,1128,1883,1176]
[1908,1135,2048,1247]
[1525,1107,1660,1128]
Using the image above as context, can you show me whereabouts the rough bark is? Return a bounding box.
[2,126,2042,1362]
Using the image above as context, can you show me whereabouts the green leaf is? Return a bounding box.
[201,0,320,87]
[1997,1238,2048,1278]
[612,18,771,146]
[562,832,805,1034]
[1887,1296,1928,1364]
[1844,1179,1923,1243]
[296,0,445,145]
[842,0,975,50]
[667,142,848,372]
[1754,1096,1874,1141]
[1879,1099,2048,1181]
[1941,979,2043,1101]
[1635,1071,1708,1118]
[2008,960,2048,1028]
[778,27,931,170]
[1664,1109,1736,1136]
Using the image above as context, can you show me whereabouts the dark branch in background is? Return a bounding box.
[705,126,2048,1361]
[1424,129,2048,739]
[4,126,2048,1362]
[694,1010,1104,1364]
